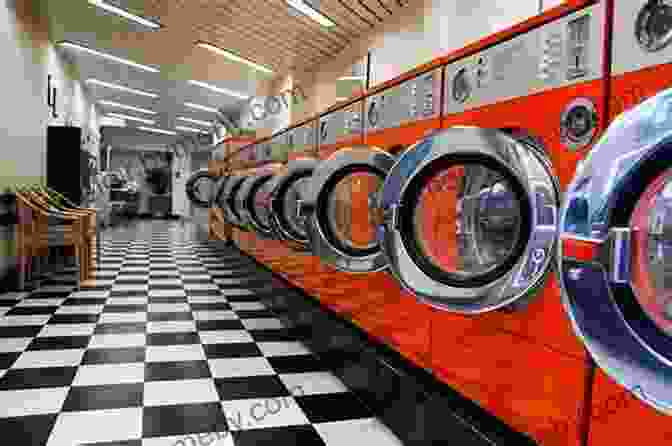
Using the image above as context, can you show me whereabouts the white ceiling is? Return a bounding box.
[42,0,413,149]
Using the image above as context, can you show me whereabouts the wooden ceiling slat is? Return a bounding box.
[309,0,372,35]
[374,0,393,15]
[221,0,346,57]
[334,0,375,27]
[356,0,384,22]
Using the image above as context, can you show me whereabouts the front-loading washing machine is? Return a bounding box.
[235,165,283,239]
[318,100,364,159]
[372,1,608,444]
[560,0,672,443]
[217,174,248,230]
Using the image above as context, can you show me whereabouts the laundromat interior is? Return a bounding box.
[4,0,672,444]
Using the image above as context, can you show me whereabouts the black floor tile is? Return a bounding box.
[142,402,228,438]
[109,290,148,297]
[5,306,59,316]
[144,360,212,381]
[235,309,274,319]
[103,305,148,313]
[267,355,329,374]
[196,320,245,331]
[248,329,305,343]
[189,303,231,312]
[295,392,373,424]
[0,414,58,446]
[214,375,289,400]
[114,278,149,285]
[147,312,193,322]
[82,347,146,365]
[148,296,187,304]
[147,332,199,346]
[63,298,107,306]
[0,366,78,390]
[203,343,262,359]
[63,383,143,411]
[0,326,43,338]
[27,336,91,350]
[49,314,99,324]
[231,425,325,446]
[0,352,20,369]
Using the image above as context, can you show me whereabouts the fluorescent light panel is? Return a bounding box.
[88,0,161,29]
[188,80,249,100]
[176,125,209,134]
[177,116,212,127]
[98,100,155,114]
[59,41,159,73]
[196,42,274,74]
[285,0,335,27]
[338,76,364,81]
[107,113,155,125]
[184,102,219,113]
[86,79,158,98]
[138,126,177,135]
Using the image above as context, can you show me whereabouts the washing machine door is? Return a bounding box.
[244,173,276,238]
[236,174,273,233]
[185,169,218,208]
[377,126,559,313]
[559,89,672,414]
[270,159,319,249]
[303,146,396,273]
[220,175,247,229]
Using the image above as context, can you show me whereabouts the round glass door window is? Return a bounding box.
[412,164,524,283]
[304,147,396,273]
[559,88,672,414]
[185,169,217,208]
[377,126,559,313]
[221,176,246,227]
[242,174,275,237]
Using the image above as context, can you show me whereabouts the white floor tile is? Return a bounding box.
[207,358,275,378]
[142,433,234,446]
[278,372,349,396]
[0,337,33,352]
[72,363,145,386]
[257,342,311,357]
[55,305,104,315]
[148,303,191,313]
[148,289,187,297]
[37,285,75,293]
[99,312,147,323]
[229,302,266,311]
[143,378,219,406]
[314,418,405,446]
[89,333,146,349]
[0,315,51,326]
[46,408,142,446]
[198,330,253,344]
[12,349,84,368]
[0,387,69,417]
[184,284,219,291]
[187,296,228,304]
[16,298,65,307]
[148,279,182,286]
[111,285,149,292]
[69,290,110,298]
[220,397,309,431]
[38,323,96,337]
[147,320,196,334]
[145,344,205,362]
[193,311,237,321]
[107,297,148,305]
[240,318,285,330]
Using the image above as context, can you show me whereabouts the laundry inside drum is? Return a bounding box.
[412,163,523,279]
[325,171,383,251]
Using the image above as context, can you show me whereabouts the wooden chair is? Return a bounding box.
[14,189,86,288]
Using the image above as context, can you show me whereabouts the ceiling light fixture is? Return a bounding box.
[87,0,161,29]
[176,125,209,134]
[58,41,159,73]
[177,116,213,127]
[285,0,335,27]
[86,79,159,98]
[184,102,219,113]
[138,126,177,135]
[196,42,274,75]
[99,100,156,114]
[338,76,364,81]
[188,80,250,100]
[107,113,155,125]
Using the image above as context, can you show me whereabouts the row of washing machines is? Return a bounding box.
[187,0,672,441]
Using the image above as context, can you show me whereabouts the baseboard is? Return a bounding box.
[233,245,539,446]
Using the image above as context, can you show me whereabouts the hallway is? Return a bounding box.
[0,220,403,446]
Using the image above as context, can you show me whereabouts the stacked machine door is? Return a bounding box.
[185,168,218,209]
[560,1,672,444]
[219,175,247,229]
[288,120,318,160]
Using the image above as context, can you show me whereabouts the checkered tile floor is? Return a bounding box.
[0,220,404,446]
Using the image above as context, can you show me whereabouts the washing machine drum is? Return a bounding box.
[185,169,218,208]
[302,146,396,273]
[219,175,247,229]
[559,88,672,415]
[270,159,319,248]
[376,126,559,313]
[237,173,276,238]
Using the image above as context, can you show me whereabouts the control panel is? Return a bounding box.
[318,100,364,147]
[443,2,604,115]
[255,141,273,162]
[291,120,318,153]
[366,67,442,132]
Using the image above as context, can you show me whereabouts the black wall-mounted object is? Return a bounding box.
[47,126,84,205]
[47,75,58,119]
